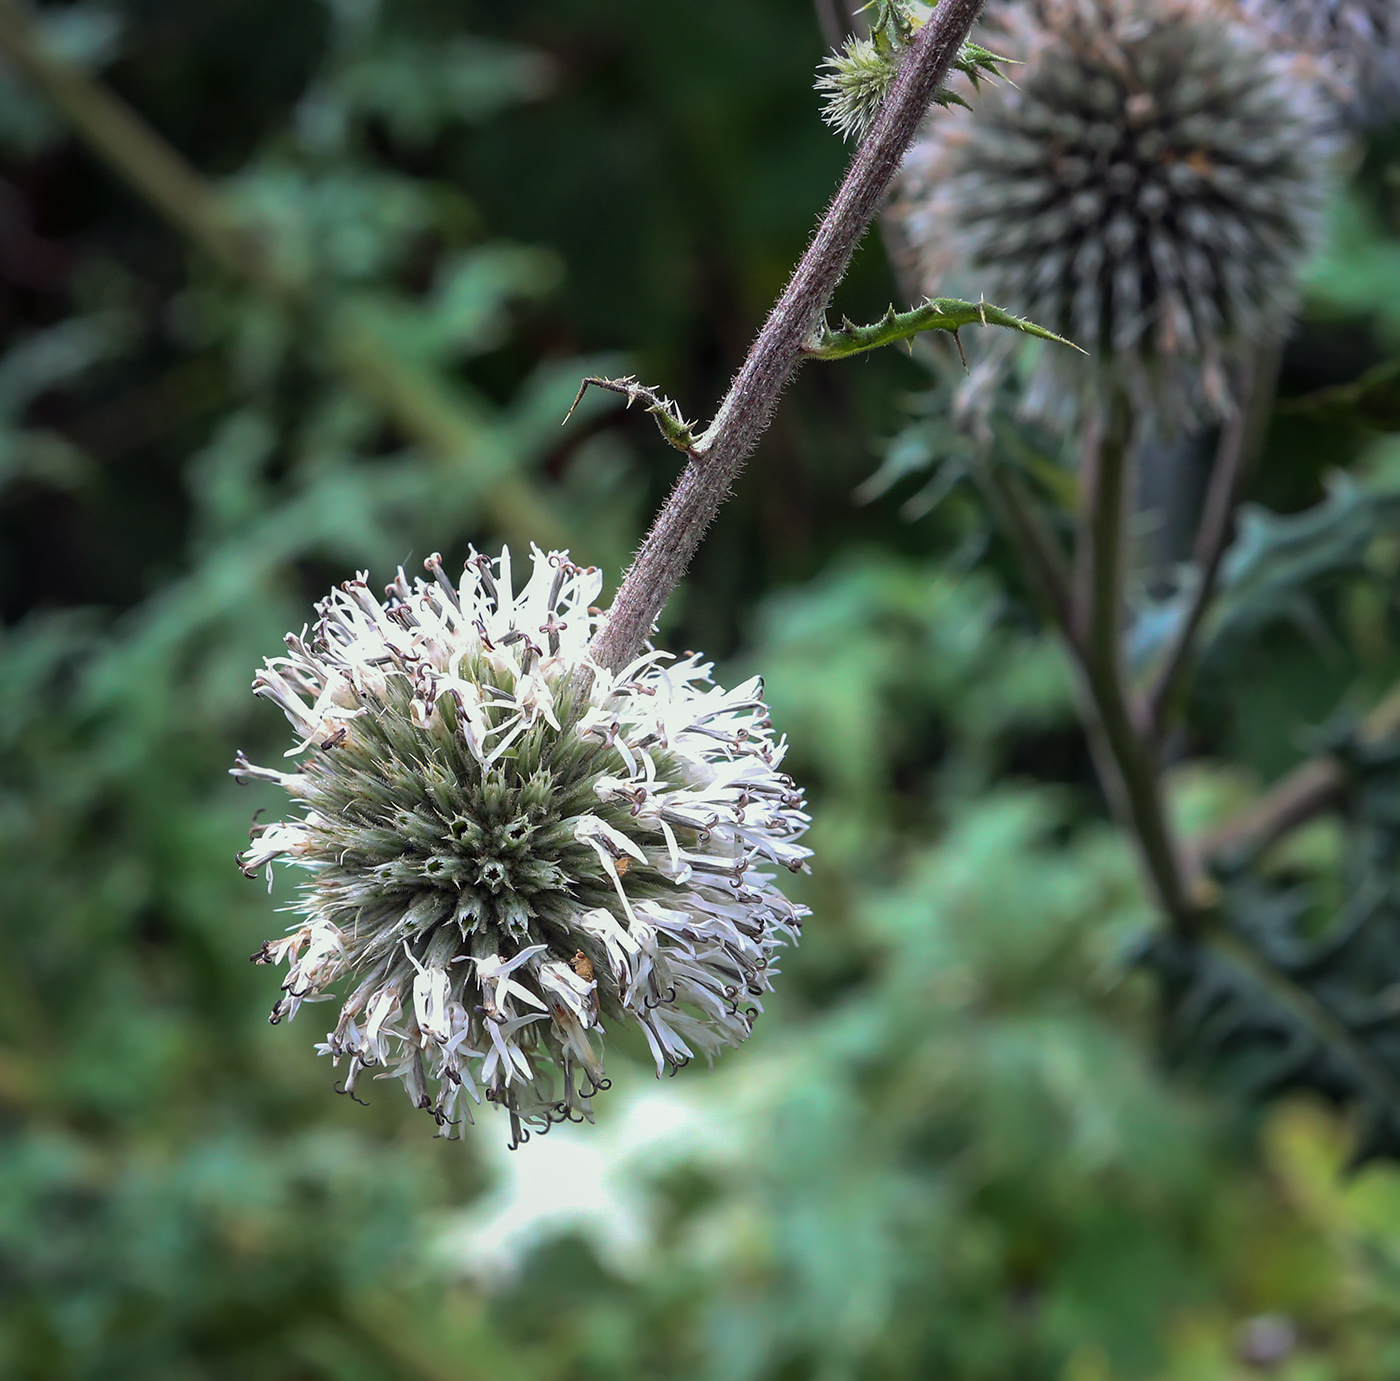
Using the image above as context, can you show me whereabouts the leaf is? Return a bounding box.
[1145,734,1400,1166]
[321,36,554,145]
[1282,354,1400,431]
[1129,475,1400,675]
[0,314,130,413]
[564,375,699,457]
[1304,190,1400,346]
[803,297,1082,362]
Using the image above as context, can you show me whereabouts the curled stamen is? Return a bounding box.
[334,1081,371,1107]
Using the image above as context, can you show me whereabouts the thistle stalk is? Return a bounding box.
[588,0,988,674]
[1073,393,1199,935]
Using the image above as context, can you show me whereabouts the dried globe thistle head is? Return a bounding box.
[234,547,810,1147]
[894,0,1335,433]
[816,0,1007,142]
[1237,0,1400,122]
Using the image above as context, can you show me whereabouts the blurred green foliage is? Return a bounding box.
[11,2,1400,1379]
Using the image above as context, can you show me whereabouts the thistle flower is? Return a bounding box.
[234,547,809,1147]
[816,0,1006,142]
[895,0,1334,430]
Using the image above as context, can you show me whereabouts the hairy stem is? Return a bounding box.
[1148,344,1281,737]
[0,2,566,549]
[588,0,988,673]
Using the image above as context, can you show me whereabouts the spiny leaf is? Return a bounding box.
[1129,476,1400,676]
[564,375,700,457]
[803,297,1083,362]
[1147,730,1400,1167]
[1129,475,1400,678]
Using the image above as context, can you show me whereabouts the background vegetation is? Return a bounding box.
[7,1,1400,1376]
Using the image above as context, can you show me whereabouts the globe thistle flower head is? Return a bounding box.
[235,547,810,1147]
[896,0,1334,432]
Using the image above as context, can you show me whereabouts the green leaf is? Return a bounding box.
[563,375,699,457]
[1129,475,1400,676]
[803,297,1082,361]
[1283,354,1400,431]
[1148,733,1400,1167]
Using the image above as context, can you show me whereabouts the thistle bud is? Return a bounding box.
[815,0,1007,143]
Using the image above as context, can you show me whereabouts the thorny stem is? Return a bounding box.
[981,374,1400,932]
[1074,400,1131,679]
[1148,344,1282,739]
[789,2,1376,957]
[588,0,988,674]
[0,1,567,550]
[974,454,1154,841]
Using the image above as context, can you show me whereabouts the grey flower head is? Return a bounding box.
[235,547,810,1147]
[1238,0,1400,122]
[895,0,1335,433]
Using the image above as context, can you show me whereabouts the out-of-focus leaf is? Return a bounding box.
[0,4,121,154]
[1305,190,1400,345]
[324,37,553,144]
[354,244,562,367]
[223,163,438,287]
[1148,732,1400,1166]
[0,428,90,494]
[0,315,130,412]
[1284,354,1400,431]
[1208,477,1400,648]
[1130,474,1400,676]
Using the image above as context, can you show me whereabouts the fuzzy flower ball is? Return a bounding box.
[235,548,810,1147]
[896,0,1333,430]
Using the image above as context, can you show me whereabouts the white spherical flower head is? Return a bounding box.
[235,547,810,1147]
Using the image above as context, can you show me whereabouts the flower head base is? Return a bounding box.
[895,0,1333,432]
[235,548,810,1147]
